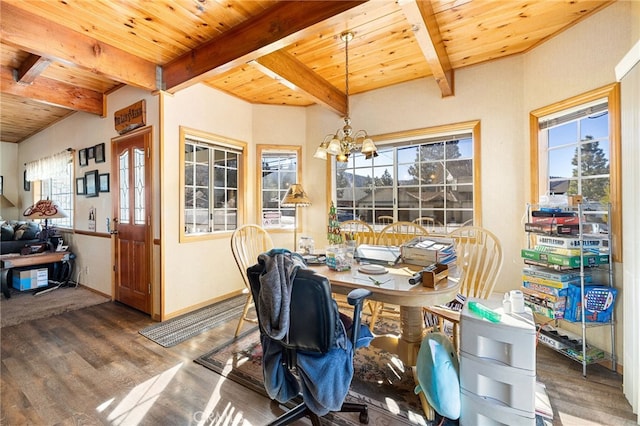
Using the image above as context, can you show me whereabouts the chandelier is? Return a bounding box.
[313,31,378,162]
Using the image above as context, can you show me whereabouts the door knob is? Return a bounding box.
[110,217,119,234]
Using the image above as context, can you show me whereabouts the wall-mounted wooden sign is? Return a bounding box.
[114,100,146,135]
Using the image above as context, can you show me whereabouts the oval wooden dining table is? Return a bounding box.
[319,263,461,366]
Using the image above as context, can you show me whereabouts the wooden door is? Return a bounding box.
[111,127,152,314]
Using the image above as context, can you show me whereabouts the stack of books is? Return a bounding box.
[521,265,590,319]
[521,230,608,270]
[521,246,609,270]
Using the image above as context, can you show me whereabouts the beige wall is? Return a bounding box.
[524,1,637,111]
[12,85,160,298]
[521,0,638,360]
[0,142,20,220]
[305,54,527,295]
[159,88,311,316]
[302,1,636,357]
[252,104,308,250]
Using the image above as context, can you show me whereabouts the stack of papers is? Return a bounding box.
[535,381,553,421]
[355,245,401,265]
[401,237,457,265]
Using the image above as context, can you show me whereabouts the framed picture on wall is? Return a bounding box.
[79,149,88,167]
[99,173,110,192]
[76,177,86,195]
[85,170,98,197]
[87,147,95,160]
[95,143,106,163]
[23,170,30,191]
[0,175,3,195]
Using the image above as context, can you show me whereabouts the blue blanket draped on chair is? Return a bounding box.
[256,249,360,416]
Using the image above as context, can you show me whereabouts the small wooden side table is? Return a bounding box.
[1,251,73,298]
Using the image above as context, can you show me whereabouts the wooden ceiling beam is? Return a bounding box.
[163,1,366,92]
[399,0,454,97]
[16,54,51,85]
[253,51,347,116]
[0,66,104,116]
[0,2,157,91]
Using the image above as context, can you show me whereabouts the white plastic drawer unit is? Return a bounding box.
[459,297,537,426]
[460,297,536,371]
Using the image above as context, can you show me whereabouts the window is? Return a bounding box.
[180,127,246,239]
[39,161,74,229]
[257,146,301,229]
[540,102,610,204]
[25,149,74,228]
[530,83,621,261]
[334,122,481,232]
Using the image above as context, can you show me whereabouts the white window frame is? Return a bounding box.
[331,121,481,232]
[530,84,621,262]
[538,100,610,203]
[257,145,301,230]
[179,127,246,241]
[38,161,74,229]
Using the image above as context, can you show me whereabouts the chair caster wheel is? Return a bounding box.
[359,408,369,424]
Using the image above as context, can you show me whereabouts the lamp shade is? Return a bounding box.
[361,138,376,154]
[326,137,343,156]
[313,147,328,160]
[280,184,311,207]
[23,199,68,219]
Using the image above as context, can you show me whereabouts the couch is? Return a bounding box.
[1,220,42,254]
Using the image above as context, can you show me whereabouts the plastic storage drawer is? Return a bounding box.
[460,351,535,414]
[460,298,536,371]
[460,389,535,426]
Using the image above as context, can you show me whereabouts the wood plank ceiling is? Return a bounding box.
[0,0,614,143]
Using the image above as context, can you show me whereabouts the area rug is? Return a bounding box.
[139,294,246,347]
[0,285,111,328]
[195,326,438,426]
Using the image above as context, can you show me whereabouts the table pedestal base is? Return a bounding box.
[371,335,421,366]
[369,305,436,421]
[370,305,425,365]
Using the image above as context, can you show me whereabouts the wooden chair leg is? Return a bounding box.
[413,367,435,421]
[368,301,380,332]
[234,293,254,337]
[452,322,460,354]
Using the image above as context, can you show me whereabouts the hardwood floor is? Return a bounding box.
[536,344,637,426]
[1,302,280,425]
[1,301,637,425]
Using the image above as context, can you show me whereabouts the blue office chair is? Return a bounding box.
[247,249,372,425]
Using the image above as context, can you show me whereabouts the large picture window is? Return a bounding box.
[180,128,246,239]
[257,146,301,229]
[334,122,480,233]
[530,84,621,261]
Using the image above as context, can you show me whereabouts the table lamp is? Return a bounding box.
[280,183,311,251]
[23,199,68,250]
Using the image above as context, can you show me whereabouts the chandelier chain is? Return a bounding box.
[313,31,377,161]
[345,32,349,118]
